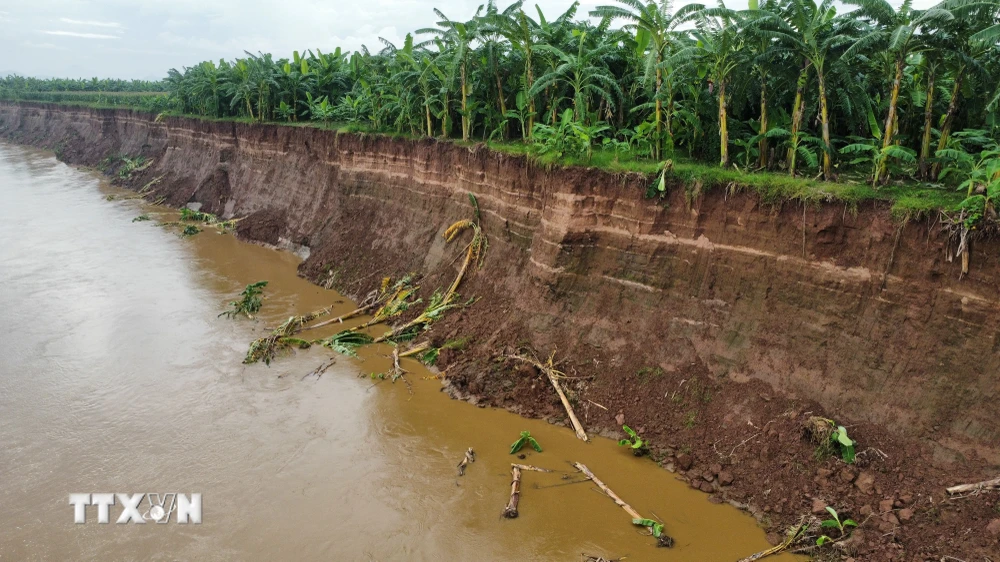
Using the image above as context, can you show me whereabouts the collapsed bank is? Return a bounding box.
[2,101,998,560]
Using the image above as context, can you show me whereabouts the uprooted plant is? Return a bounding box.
[618,425,649,457]
[245,193,487,367]
[244,276,416,365]
[805,416,856,464]
[219,281,268,320]
[509,431,543,454]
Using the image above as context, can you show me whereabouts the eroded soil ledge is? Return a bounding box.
[2,102,998,560]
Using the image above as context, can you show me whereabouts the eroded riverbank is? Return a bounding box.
[0,142,801,561]
[2,102,999,560]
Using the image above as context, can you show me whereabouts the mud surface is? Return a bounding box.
[2,102,998,560]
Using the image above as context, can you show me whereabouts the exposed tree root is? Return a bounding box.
[508,352,588,442]
[457,447,476,476]
[573,462,672,547]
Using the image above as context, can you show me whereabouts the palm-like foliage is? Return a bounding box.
[10,0,999,186]
[529,30,623,122]
[592,1,702,159]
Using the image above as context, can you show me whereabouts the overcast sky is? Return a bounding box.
[2,0,937,81]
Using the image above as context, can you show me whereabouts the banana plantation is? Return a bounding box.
[4,0,1000,189]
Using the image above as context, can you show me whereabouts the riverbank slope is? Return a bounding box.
[2,101,998,560]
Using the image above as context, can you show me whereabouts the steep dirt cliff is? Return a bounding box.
[3,102,998,559]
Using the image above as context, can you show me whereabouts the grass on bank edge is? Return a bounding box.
[0,97,965,219]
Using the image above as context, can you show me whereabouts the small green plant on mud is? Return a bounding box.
[132,214,151,222]
[618,425,649,456]
[509,431,542,454]
[219,281,268,319]
[806,417,856,464]
[181,225,201,237]
[684,411,697,429]
[816,506,858,546]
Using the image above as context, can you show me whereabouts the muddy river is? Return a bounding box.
[0,142,803,561]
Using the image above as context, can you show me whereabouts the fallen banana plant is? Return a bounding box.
[507,352,589,442]
[250,196,487,366]
[502,463,553,518]
[244,276,416,365]
[573,462,672,547]
[219,281,268,320]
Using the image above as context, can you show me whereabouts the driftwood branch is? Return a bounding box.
[509,353,589,442]
[947,476,1000,495]
[512,463,553,473]
[457,448,476,476]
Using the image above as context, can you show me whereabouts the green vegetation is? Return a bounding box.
[509,430,543,454]
[219,281,268,319]
[6,0,1000,221]
[132,214,151,222]
[816,506,858,545]
[807,416,857,464]
[617,424,649,456]
[181,225,201,237]
[632,518,666,539]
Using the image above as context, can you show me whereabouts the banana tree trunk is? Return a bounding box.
[665,83,675,157]
[526,49,535,140]
[425,102,433,137]
[759,76,769,169]
[817,70,833,180]
[931,69,964,181]
[655,64,663,161]
[461,62,469,141]
[787,63,809,177]
[719,81,729,167]
[876,56,904,186]
[918,66,936,180]
[496,72,507,140]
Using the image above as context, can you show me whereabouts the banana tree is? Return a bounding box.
[673,5,744,167]
[418,8,483,141]
[592,0,702,160]
[529,30,623,123]
[843,0,954,185]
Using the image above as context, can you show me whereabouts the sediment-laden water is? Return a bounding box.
[0,142,801,561]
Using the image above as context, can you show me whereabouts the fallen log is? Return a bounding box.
[509,353,588,442]
[502,464,523,519]
[946,475,1000,495]
[457,448,476,476]
[573,462,672,547]
[501,463,553,518]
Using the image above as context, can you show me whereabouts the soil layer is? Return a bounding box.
[2,102,998,560]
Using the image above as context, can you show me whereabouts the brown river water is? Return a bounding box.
[0,142,804,561]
